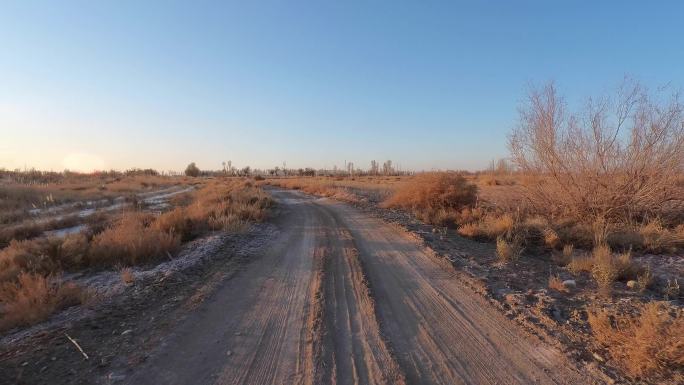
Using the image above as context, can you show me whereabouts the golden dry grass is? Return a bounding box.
[0,273,85,331]
[496,237,521,263]
[0,177,272,331]
[588,302,684,380]
[548,275,568,293]
[0,178,272,280]
[0,234,90,282]
[567,255,595,275]
[637,267,654,293]
[566,244,643,295]
[381,173,477,225]
[0,173,196,238]
[639,220,684,253]
[89,213,181,266]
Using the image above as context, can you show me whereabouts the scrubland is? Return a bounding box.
[0,170,198,248]
[0,175,271,332]
[264,81,684,382]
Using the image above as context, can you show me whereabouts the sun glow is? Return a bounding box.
[62,152,106,172]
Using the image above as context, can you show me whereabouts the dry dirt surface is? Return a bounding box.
[125,189,604,385]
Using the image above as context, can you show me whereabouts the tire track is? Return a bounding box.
[311,205,406,385]
[326,199,602,385]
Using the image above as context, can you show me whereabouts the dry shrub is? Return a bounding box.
[556,221,594,249]
[607,229,644,252]
[543,228,560,249]
[0,178,272,278]
[0,273,84,331]
[548,275,568,293]
[89,213,180,266]
[639,219,684,253]
[613,251,642,281]
[510,80,684,243]
[382,172,477,225]
[568,255,594,275]
[590,245,642,295]
[0,240,44,282]
[60,233,90,267]
[637,267,654,293]
[496,237,521,263]
[457,214,515,240]
[588,302,684,379]
[182,179,272,232]
[484,214,515,238]
[153,207,193,240]
[0,233,90,282]
[0,222,44,248]
[591,245,619,295]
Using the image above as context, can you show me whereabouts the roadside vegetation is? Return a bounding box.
[0,169,197,248]
[263,80,684,382]
[0,175,271,332]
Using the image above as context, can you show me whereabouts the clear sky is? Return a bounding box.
[1,1,683,172]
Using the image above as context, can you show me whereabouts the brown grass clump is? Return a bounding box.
[588,245,642,295]
[496,237,521,263]
[639,219,684,253]
[89,213,181,266]
[548,275,568,293]
[484,214,515,238]
[177,179,272,234]
[153,207,193,240]
[382,172,477,225]
[553,244,575,266]
[120,267,135,285]
[0,233,90,282]
[457,214,515,240]
[588,302,684,379]
[567,255,594,275]
[543,228,560,249]
[637,267,654,293]
[591,245,619,295]
[0,273,84,331]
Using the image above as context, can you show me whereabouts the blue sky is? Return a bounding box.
[1,1,683,172]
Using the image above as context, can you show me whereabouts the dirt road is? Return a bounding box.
[127,189,599,385]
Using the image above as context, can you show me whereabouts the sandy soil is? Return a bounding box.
[121,189,604,385]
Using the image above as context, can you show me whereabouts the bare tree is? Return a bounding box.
[370,160,379,175]
[383,160,393,175]
[509,79,684,230]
